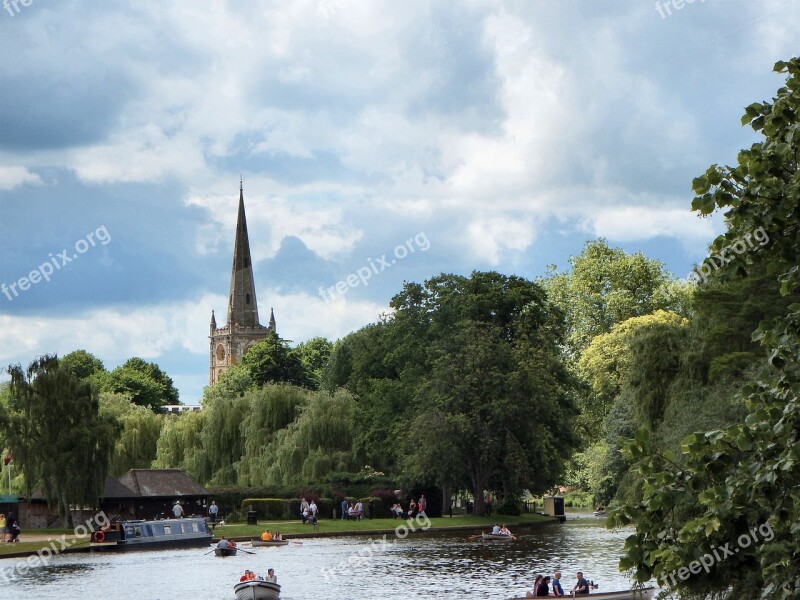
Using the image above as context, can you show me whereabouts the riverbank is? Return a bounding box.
[0,513,554,560]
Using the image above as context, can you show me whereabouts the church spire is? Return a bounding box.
[226,184,260,328]
[268,307,276,332]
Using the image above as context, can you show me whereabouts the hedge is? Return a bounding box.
[242,497,335,520]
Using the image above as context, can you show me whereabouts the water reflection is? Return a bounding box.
[0,516,644,599]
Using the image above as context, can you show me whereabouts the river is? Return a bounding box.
[0,514,646,599]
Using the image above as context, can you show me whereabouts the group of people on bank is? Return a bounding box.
[299,498,318,525]
[526,571,592,597]
[0,512,20,542]
[390,495,427,520]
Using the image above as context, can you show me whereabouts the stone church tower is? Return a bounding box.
[209,182,276,384]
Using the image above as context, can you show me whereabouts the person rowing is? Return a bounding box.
[499,524,512,536]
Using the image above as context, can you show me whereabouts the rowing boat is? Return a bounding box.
[234,580,281,600]
[510,586,655,600]
[481,532,513,541]
[251,538,289,547]
[215,546,238,557]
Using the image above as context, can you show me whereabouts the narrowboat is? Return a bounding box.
[234,580,281,600]
[89,517,212,551]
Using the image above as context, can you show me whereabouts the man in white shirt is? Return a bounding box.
[173,501,184,518]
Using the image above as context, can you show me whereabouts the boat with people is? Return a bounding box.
[215,546,238,557]
[481,532,513,541]
[510,586,655,600]
[89,517,212,551]
[234,580,281,600]
[250,538,289,547]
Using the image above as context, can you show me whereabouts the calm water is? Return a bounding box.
[0,515,646,599]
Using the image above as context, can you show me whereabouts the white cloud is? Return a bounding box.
[0,166,42,191]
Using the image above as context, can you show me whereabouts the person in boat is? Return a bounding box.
[239,570,255,582]
[229,539,237,550]
[573,572,590,595]
[273,531,282,541]
[265,568,277,584]
[526,575,543,598]
[260,529,273,541]
[536,576,551,596]
[491,524,501,535]
[498,524,511,536]
[552,571,564,596]
[216,536,229,549]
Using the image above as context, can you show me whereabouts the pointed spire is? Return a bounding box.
[268,307,276,332]
[210,310,217,326]
[226,183,260,328]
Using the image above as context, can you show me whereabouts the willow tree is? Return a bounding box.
[0,356,119,525]
[100,393,164,476]
[152,409,206,483]
[252,389,356,485]
[237,384,307,485]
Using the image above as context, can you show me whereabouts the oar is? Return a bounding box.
[237,547,256,555]
[289,541,303,545]
[468,534,483,539]
[203,548,216,555]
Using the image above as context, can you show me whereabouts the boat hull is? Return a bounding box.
[251,539,289,547]
[89,517,212,551]
[215,547,238,557]
[510,587,655,600]
[234,580,281,600]
[481,533,513,541]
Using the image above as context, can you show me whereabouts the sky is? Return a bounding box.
[1,0,799,403]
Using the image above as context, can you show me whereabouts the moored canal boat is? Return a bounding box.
[234,580,281,600]
[89,517,212,551]
[510,586,655,600]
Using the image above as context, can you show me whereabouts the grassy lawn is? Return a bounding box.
[216,512,552,539]
[0,538,90,558]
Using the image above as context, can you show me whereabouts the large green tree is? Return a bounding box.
[240,333,313,389]
[96,357,179,410]
[542,239,689,355]
[612,58,800,599]
[0,356,119,525]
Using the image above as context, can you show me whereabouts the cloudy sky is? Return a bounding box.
[1,0,798,402]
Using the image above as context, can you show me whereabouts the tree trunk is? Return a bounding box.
[442,483,451,517]
[469,460,486,516]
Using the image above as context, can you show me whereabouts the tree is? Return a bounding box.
[542,239,687,355]
[240,333,312,388]
[613,58,800,599]
[0,356,119,525]
[294,337,333,389]
[100,393,164,476]
[61,350,105,379]
[97,357,179,410]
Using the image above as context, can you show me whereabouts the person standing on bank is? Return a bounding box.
[208,501,219,523]
[173,501,184,518]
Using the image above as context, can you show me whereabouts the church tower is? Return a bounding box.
[209,182,276,384]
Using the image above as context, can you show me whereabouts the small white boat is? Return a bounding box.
[593,510,607,517]
[250,538,289,547]
[234,580,281,600]
[481,532,513,541]
[510,586,655,600]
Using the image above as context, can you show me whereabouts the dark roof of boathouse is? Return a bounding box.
[102,475,137,499]
[116,469,210,499]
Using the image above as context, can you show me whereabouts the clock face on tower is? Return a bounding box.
[216,345,226,361]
